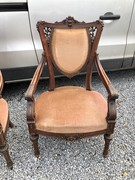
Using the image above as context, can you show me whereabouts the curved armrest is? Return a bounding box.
[0,71,4,95]
[25,54,45,101]
[95,53,118,100]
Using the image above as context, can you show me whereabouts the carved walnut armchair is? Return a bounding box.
[0,71,14,169]
[25,17,118,158]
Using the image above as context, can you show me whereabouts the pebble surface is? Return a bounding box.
[0,69,135,180]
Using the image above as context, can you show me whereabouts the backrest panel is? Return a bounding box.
[51,29,89,77]
[37,17,103,90]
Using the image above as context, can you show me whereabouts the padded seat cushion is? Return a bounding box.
[0,98,9,132]
[35,86,108,134]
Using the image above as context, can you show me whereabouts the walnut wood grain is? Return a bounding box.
[25,54,45,101]
[37,25,55,91]
[95,53,119,99]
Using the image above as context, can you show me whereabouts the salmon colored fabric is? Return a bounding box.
[35,86,107,134]
[0,98,8,132]
[51,29,89,76]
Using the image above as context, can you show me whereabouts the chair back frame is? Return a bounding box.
[37,16,103,91]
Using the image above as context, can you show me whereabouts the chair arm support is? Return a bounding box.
[95,53,119,100]
[0,71,4,96]
[106,97,117,134]
[25,54,45,101]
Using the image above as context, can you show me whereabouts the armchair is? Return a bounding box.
[0,71,13,169]
[25,17,118,158]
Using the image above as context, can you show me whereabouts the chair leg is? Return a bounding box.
[103,134,113,158]
[9,120,14,128]
[0,142,13,169]
[30,134,40,158]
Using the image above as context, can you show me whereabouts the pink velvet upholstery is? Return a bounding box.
[0,98,8,132]
[35,86,108,134]
[51,29,89,76]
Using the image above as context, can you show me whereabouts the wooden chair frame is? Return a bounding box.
[0,71,13,169]
[25,17,118,158]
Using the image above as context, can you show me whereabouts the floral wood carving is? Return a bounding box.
[60,16,79,27]
[37,17,103,45]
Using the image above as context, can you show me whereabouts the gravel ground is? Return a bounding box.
[0,69,135,180]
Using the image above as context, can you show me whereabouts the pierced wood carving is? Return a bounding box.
[43,27,52,45]
[88,26,97,42]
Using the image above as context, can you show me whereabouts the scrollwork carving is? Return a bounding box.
[64,136,81,141]
[107,98,117,134]
[27,101,36,133]
[61,16,79,27]
[36,21,45,29]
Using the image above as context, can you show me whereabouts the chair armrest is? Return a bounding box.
[95,53,118,100]
[0,71,4,95]
[25,55,45,101]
